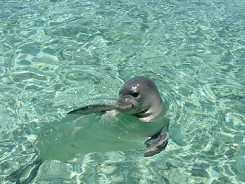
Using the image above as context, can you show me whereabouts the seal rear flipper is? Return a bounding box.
[6,159,42,184]
[68,104,116,115]
[144,128,169,157]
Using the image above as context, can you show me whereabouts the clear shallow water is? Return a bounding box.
[0,0,244,183]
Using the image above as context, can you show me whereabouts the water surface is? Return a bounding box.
[0,0,244,183]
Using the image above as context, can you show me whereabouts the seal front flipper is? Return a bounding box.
[144,128,169,157]
[68,104,116,115]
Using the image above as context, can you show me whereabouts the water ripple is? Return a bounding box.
[0,0,244,183]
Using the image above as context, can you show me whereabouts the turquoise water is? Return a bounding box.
[0,0,244,183]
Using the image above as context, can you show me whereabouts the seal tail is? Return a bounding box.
[68,104,116,114]
[6,159,42,184]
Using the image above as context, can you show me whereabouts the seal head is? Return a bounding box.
[116,76,163,122]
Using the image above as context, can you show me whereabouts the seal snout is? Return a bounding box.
[116,96,135,110]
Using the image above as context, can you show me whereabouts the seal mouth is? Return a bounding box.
[116,102,134,110]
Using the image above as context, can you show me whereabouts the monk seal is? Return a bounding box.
[6,76,169,183]
[69,76,169,156]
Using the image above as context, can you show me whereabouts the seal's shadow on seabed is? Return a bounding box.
[6,76,170,183]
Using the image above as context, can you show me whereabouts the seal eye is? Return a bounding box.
[131,92,139,98]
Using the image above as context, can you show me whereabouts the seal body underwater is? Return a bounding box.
[6,76,169,183]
